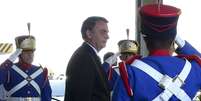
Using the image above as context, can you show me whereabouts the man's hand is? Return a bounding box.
[8,48,22,62]
[105,52,120,66]
[175,35,185,48]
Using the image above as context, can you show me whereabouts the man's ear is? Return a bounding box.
[86,30,93,39]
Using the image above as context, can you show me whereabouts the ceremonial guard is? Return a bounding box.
[112,3,201,101]
[103,29,139,91]
[118,29,139,61]
[103,28,139,70]
[0,24,52,101]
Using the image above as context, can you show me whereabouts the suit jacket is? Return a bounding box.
[64,42,110,101]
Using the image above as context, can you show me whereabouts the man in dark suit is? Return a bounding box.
[64,16,110,101]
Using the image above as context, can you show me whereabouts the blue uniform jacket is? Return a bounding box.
[112,42,201,101]
[102,62,119,90]
[0,62,52,101]
[176,41,201,57]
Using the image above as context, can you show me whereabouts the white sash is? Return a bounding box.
[7,65,43,97]
[112,66,120,76]
[131,59,192,101]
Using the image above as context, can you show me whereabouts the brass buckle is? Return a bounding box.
[158,75,172,89]
[26,76,32,83]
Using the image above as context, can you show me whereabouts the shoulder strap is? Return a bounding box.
[40,66,49,88]
[0,60,13,69]
[125,55,141,64]
[119,61,133,96]
[177,54,201,66]
[131,59,192,101]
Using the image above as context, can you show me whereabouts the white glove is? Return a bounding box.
[105,52,120,66]
[175,34,185,48]
[8,49,22,62]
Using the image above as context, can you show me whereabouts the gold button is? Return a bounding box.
[27,91,31,94]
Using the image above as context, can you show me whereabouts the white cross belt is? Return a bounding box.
[131,59,192,101]
[7,65,43,97]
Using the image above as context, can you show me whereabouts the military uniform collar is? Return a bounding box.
[18,61,32,70]
[149,49,171,56]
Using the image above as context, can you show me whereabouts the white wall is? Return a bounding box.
[0,0,136,74]
[164,0,201,51]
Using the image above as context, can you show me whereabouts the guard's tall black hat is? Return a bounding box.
[140,4,181,40]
